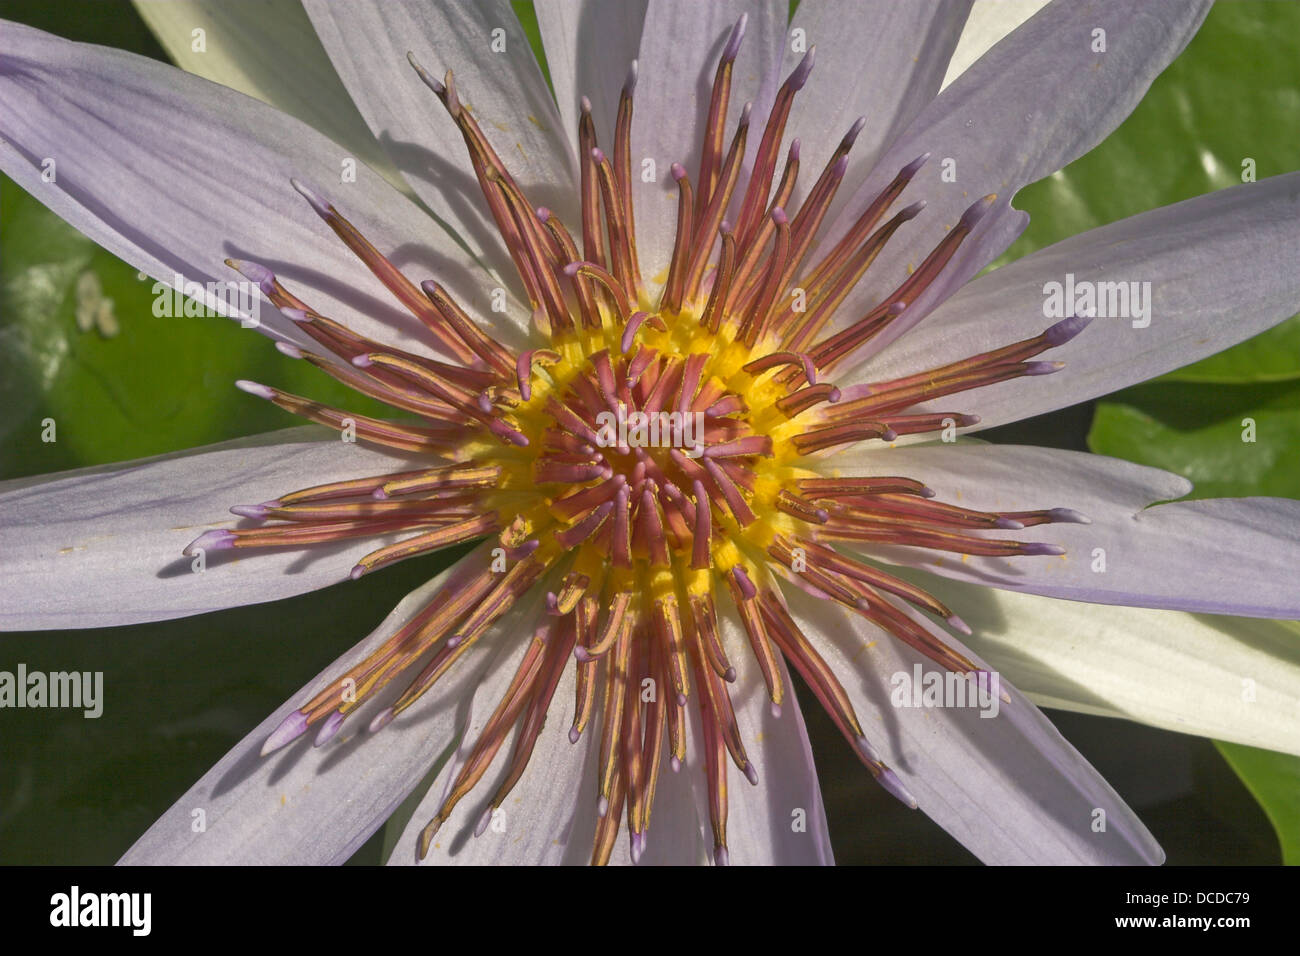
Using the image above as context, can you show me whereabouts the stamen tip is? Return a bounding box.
[261,710,309,756]
[568,726,583,744]
[770,701,782,719]
[900,199,927,220]
[274,340,302,360]
[184,529,235,555]
[580,94,592,115]
[1044,313,1094,346]
[723,13,747,63]
[597,795,609,818]
[713,845,730,867]
[843,115,867,147]
[1022,542,1067,556]
[349,565,366,581]
[946,614,972,636]
[313,709,345,748]
[623,59,638,95]
[230,504,269,520]
[789,45,816,90]
[770,206,789,226]
[235,379,274,400]
[670,756,682,773]
[1048,507,1091,525]
[474,806,494,837]
[993,517,1025,530]
[368,707,395,734]
[290,177,332,218]
[744,762,759,786]
[351,353,375,368]
[671,162,688,182]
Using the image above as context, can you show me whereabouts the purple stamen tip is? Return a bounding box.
[1044,313,1093,346]
[229,258,274,286]
[349,565,366,581]
[740,101,753,125]
[887,301,907,315]
[447,634,464,649]
[290,177,332,218]
[856,736,880,763]
[562,261,583,278]
[1022,542,1067,556]
[351,353,374,368]
[714,845,730,866]
[573,645,593,663]
[235,379,274,400]
[826,388,841,404]
[771,206,789,227]
[590,146,605,163]
[275,341,303,360]
[580,94,592,114]
[545,591,561,615]
[770,701,782,719]
[372,486,389,500]
[477,391,494,413]
[474,807,494,837]
[368,707,395,734]
[843,115,867,148]
[230,504,269,520]
[261,710,309,756]
[280,307,310,323]
[671,162,688,182]
[406,52,443,93]
[1047,507,1091,525]
[814,508,830,522]
[744,762,759,786]
[789,138,801,162]
[676,692,688,707]
[719,219,734,235]
[1023,360,1065,376]
[314,709,345,748]
[947,614,972,636]
[724,666,737,683]
[881,427,899,442]
[723,13,748,63]
[901,151,931,178]
[568,726,582,744]
[960,194,996,228]
[629,832,646,864]
[788,46,816,91]
[536,206,551,222]
[597,795,609,818]
[993,517,1025,530]
[184,529,234,556]
[731,565,757,600]
[624,59,639,95]
[900,199,927,220]
[920,486,937,498]
[831,155,849,178]
[876,768,919,809]
[670,756,682,773]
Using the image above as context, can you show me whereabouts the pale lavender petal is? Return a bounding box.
[913,580,1300,758]
[389,626,710,865]
[132,0,404,194]
[120,550,506,865]
[782,0,973,217]
[818,0,1211,357]
[535,0,648,154]
[701,600,834,864]
[783,584,1163,865]
[826,443,1300,618]
[0,21,509,354]
[0,427,435,631]
[303,0,576,291]
[630,0,788,284]
[856,173,1300,428]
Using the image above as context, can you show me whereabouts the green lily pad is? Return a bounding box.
[1215,742,1300,865]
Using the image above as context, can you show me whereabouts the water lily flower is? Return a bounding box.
[2,0,1300,867]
